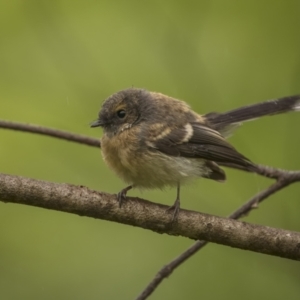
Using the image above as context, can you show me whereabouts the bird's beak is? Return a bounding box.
[90,119,103,128]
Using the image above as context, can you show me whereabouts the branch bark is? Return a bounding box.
[1,173,300,261]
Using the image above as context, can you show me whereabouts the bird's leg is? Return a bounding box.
[166,182,181,221]
[117,185,133,208]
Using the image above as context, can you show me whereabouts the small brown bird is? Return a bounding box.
[91,88,300,219]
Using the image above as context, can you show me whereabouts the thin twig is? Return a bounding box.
[0,119,100,147]
[135,173,300,300]
[0,119,293,180]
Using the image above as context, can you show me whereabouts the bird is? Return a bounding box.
[91,88,300,220]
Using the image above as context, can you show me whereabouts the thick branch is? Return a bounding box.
[0,173,300,261]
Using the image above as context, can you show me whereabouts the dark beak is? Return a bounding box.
[90,119,103,128]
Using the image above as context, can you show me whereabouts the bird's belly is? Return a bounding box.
[132,152,206,188]
[101,133,206,189]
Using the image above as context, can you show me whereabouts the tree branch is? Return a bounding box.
[0,119,100,147]
[1,119,300,299]
[135,177,299,300]
[1,173,300,262]
[0,119,295,179]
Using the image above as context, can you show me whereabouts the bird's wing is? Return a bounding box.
[146,122,253,170]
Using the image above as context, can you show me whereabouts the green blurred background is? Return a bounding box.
[1,1,300,299]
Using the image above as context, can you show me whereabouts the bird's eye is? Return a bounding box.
[117,110,126,119]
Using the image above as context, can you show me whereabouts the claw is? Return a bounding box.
[166,182,181,221]
[166,197,180,221]
[117,185,132,208]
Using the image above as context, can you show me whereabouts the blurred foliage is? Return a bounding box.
[1,1,300,299]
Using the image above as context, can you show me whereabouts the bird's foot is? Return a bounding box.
[117,185,132,208]
[166,197,180,222]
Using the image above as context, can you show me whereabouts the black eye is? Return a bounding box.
[117,110,126,119]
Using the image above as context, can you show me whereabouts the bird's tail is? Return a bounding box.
[205,95,300,135]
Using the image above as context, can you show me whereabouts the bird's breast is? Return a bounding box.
[101,128,143,183]
[100,128,207,189]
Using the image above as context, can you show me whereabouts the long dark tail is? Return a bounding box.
[205,95,300,133]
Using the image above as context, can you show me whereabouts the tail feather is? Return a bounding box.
[205,95,300,133]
